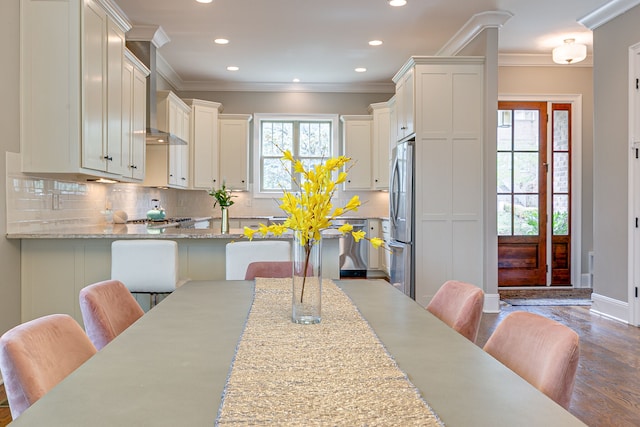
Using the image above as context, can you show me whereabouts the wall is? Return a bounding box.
[592,5,640,303]
[0,0,22,339]
[498,65,594,282]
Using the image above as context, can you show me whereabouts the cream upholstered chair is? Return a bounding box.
[426,280,485,343]
[0,314,97,419]
[483,311,580,409]
[111,240,187,308]
[79,279,145,350]
[225,241,291,280]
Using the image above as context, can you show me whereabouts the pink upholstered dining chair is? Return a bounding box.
[245,261,294,280]
[79,279,145,350]
[0,314,97,419]
[483,311,580,409]
[426,280,485,343]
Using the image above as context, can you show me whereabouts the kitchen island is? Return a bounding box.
[7,225,340,324]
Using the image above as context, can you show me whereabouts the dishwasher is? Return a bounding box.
[334,219,368,278]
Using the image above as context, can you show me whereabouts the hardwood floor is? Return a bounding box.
[0,300,638,426]
[476,302,640,427]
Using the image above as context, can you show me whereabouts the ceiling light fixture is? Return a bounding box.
[293,78,300,83]
[369,40,383,46]
[214,38,229,45]
[196,0,213,3]
[552,39,587,65]
[388,0,407,6]
[227,66,239,71]
[355,67,367,73]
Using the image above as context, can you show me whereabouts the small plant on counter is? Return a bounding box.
[209,181,236,209]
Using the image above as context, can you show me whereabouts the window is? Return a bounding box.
[254,114,339,195]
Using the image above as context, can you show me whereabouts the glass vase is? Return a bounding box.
[292,232,322,324]
[221,207,229,234]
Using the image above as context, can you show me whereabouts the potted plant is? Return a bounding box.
[209,181,236,234]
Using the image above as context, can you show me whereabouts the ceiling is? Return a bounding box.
[114,0,622,92]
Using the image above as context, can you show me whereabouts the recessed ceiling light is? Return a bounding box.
[355,67,367,73]
[196,0,213,3]
[388,0,407,6]
[369,40,383,46]
[293,78,300,83]
[227,66,239,71]
[214,38,229,45]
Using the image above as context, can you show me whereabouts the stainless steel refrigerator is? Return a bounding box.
[389,138,415,299]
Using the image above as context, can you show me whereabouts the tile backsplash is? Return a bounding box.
[6,152,389,233]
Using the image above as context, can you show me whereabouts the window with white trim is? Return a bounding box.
[254,114,339,195]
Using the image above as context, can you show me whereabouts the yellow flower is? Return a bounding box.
[370,237,384,249]
[338,223,353,234]
[243,227,258,240]
[351,230,366,242]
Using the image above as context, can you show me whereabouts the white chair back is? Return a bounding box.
[111,240,181,293]
[225,241,291,280]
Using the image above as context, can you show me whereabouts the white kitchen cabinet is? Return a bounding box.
[144,91,191,188]
[185,99,222,190]
[388,95,398,148]
[368,103,391,190]
[408,57,485,306]
[121,50,149,181]
[367,219,381,270]
[219,114,252,191]
[393,67,414,141]
[341,115,373,190]
[381,219,391,275]
[20,0,131,179]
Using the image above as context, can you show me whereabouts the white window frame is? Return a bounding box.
[252,113,339,198]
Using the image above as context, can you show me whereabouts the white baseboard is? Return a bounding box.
[591,292,629,324]
[483,293,500,313]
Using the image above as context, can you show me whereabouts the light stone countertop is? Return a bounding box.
[6,224,343,240]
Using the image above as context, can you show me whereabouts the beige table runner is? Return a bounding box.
[216,278,443,426]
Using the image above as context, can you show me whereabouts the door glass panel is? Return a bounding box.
[553,110,569,150]
[497,110,513,151]
[553,194,569,235]
[497,195,512,235]
[497,152,512,193]
[553,152,569,193]
[513,152,538,193]
[513,110,539,151]
[513,194,539,235]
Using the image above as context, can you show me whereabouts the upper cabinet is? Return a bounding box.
[369,102,391,190]
[219,114,252,191]
[341,115,373,191]
[393,67,414,141]
[185,99,222,190]
[121,50,149,181]
[20,0,134,180]
[144,91,191,188]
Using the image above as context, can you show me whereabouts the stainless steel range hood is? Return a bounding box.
[125,27,187,145]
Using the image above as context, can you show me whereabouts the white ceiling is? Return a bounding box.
[113,0,629,92]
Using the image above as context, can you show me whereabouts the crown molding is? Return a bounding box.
[437,10,513,56]
[498,53,593,67]
[95,0,131,32]
[126,25,171,49]
[578,0,640,30]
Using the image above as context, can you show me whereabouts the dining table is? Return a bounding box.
[7,279,586,426]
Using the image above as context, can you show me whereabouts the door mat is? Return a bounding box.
[503,298,592,306]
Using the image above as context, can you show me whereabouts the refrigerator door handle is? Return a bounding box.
[390,154,400,228]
